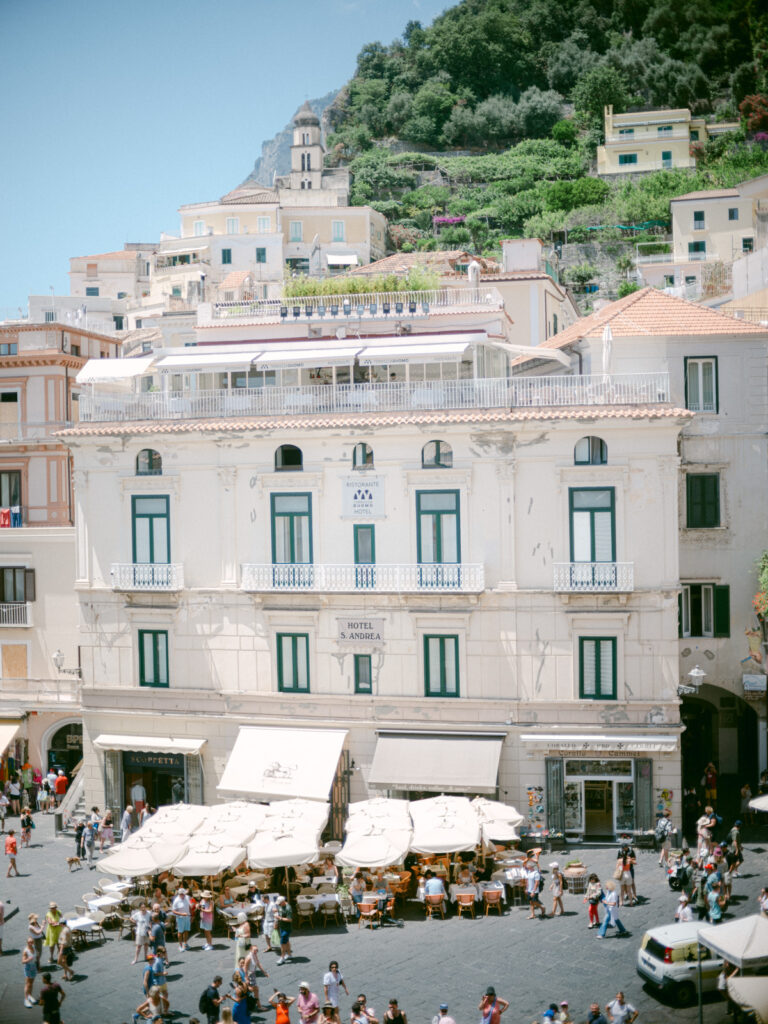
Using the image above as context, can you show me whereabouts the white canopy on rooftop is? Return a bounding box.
[76,356,154,384]
[255,347,362,369]
[154,351,263,371]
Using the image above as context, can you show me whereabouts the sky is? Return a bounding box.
[0,0,449,317]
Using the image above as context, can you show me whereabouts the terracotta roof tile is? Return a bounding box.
[57,405,691,438]
[218,271,252,290]
[73,250,141,261]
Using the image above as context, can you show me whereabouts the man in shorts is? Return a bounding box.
[151,947,170,1014]
[40,972,65,1024]
[171,887,192,951]
[276,895,293,964]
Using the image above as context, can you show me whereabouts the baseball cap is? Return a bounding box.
[440,1006,449,1012]
[543,1012,555,1019]
[300,982,310,991]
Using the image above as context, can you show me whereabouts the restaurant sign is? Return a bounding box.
[338,617,385,643]
[342,476,384,517]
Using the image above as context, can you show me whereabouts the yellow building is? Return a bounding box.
[597,106,740,176]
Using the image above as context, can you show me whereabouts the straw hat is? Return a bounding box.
[49,902,58,909]
[200,890,213,898]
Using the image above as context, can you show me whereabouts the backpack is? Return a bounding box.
[199,988,212,1014]
[537,874,545,893]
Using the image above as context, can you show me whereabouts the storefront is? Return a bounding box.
[93,734,206,819]
[47,722,83,775]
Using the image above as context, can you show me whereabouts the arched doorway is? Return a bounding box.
[680,684,758,823]
[46,722,83,775]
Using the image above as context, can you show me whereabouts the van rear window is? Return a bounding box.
[645,938,668,961]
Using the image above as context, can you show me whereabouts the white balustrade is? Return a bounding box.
[241,562,485,593]
[0,602,31,626]
[553,562,634,593]
[110,563,184,591]
[79,372,671,423]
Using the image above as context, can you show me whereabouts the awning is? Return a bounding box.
[699,916,768,968]
[154,351,262,371]
[76,356,154,384]
[520,733,680,753]
[326,254,359,266]
[357,332,485,365]
[728,977,768,1024]
[368,732,504,794]
[93,734,206,755]
[0,720,21,754]
[217,726,347,801]
[255,346,361,369]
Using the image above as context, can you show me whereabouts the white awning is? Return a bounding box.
[93,734,206,755]
[217,726,347,801]
[358,333,485,365]
[154,351,263,371]
[0,720,21,754]
[76,356,154,384]
[368,732,504,794]
[326,254,359,266]
[255,346,361,369]
[699,915,768,968]
[520,733,679,753]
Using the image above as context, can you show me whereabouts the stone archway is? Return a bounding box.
[42,719,83,776]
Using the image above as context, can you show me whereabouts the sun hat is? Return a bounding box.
[548,861,559,869]
[678,893,689,901]
[300,982,310,990]
[200,890,212,898]
[560,1002,568,1007]
[49,902,58,909]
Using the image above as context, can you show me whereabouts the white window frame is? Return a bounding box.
[226,217,240,235]
[686,357,717,413]
[289,221,303,243]
[257,216,270,233]
[332,220,345,243]
[193,220,205,237]
[680,583,714,638]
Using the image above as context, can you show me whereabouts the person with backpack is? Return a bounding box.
[524,856,547,919]
[656,809,675,867]
[584,873,603,929]
[200,975,228,1024]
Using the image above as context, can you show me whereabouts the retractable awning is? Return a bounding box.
[255,347,361,369]
[326,254,359,266]
[357,332,485,365]
[520,733,679,753]
[154,351,263,371]
[217,726,347,801]
[76,356,155,384]
[368,731,504,794]
[0,720,21,754]
[93,734,206,755]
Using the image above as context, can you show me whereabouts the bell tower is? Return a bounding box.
[290,101,324,191]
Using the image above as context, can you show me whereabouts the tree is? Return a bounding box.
[566,262,597,289]
[617,281,639,298]
[514,87,563,139]
[572,64,629,122]
[546,31,598,94]
[551,119,578,145]
[732,63,758,106]
[740,94,768,133]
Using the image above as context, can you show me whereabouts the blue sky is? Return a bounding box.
[0,0,448,316]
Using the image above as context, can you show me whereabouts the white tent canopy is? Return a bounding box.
[727,977,768,1024]
[699,916,768,968]
[750,795,768,812]
[336,827,412,869]
[172,840,247,878]
[76,356,154,385]
[409,795,481,854]
[472,797,524,844]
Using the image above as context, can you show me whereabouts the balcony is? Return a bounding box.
[553,563,634,593]
[0,602,32,626]
[110,563,184,591]
[241,562,485,593]
[78,372,671,423]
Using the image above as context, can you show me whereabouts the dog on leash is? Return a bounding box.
[66,856,81,871]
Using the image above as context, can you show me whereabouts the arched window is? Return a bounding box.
[306,153,311,171]
[422,440,453,468]
[136,449,162,475]
[574,436,607,465]
[353,442,373,469]
[301,153,306,172]
[275,444,303,471]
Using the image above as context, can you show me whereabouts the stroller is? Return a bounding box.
[667,851,692,891]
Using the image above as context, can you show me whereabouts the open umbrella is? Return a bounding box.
[336,826,412,869]
[141,803,208,838]
[346,798,411,833]
[98,835,188,876]
[246,827,321,869]
[409,795,480,854]
[471,797,524,843]
[171,839,247,877]
[196,801,268,845]
[749,795,768,813]
[263,799,330,831]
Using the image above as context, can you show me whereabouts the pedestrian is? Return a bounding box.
[548,862,564,916]
[708,880,726,924]
[56,922,74,981]
[234,912,251,966]
[587,1004,608,1024]
[99,808,114,851]
[616,839,637,902]
[121,804,135,840]
[135,983,165,1021]
[656,809,674,867]
[5,827,19,876]
[232,985,251,1024]
[557,1001,572,1023]
[276,894,293,964]
[40,971,65,1024]
[675,893,694,922]
[693,868,709,921]
[384,998,408,1024]
[718,960,739,1011]
[615,848,635,906]
[22,936,38,1007]
[584,873,602,928]
[321,1004,337,1024]
[727,821,744,874]
[244,945,269,1010]
[43,902,63,964]
[524,857,547,919]
[597,880,629,938]
[8,775,21,815]
[199,889,215,950]
[357,994,377,1024]
[28,912,44,966]
[432,1005,455,1024]
[20,805,35,847]
[150,947,170,1015]
[478,986,509,1024]
[149,912,165,954]
[298,982,320,1024]
[323,960,349,1008]
[759,888,768,917]
[131,901,152,963]
[171,887,192,952]
[0,789,8,832]
[350,1003,367,1024]
[605,992,638,1024]
[53,771,67,807]
[703,763,718,808]
[0,897,4,955]
[83,817,96,869]
[270,990,296,1024]
[263,895,278,953]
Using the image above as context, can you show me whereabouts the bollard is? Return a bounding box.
[54,811,63,835]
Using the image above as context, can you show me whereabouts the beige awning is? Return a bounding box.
[76,356,154,384]
[326,254,359,266]
[0,720,21,754]
[368,732,504,794]
[93,734,206,755]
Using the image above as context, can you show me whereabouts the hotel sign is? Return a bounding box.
[338,618,384,643]
[342,476,384,517]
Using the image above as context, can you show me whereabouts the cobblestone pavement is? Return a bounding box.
[0,815,763,1024]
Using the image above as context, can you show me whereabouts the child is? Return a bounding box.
[548,862,564,917]
[20,807,34,847]
[584,873,602,929]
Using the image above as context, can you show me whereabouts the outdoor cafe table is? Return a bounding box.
[66,916,101,946]
[297,892,342,912]
[449,881,505,903]
[87,895,122,913]
[102,881,133,895]
[310,875,338,888]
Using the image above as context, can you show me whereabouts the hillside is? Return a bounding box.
[243,90,337,187]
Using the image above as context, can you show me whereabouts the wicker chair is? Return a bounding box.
[456,893,476,919]
[358,901,380,930]
[296,902,315,929]
[424,894,445,920]
[483,889,503,916]
[320,901,341,927]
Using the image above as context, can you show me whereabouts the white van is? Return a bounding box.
[636,921,723,1007]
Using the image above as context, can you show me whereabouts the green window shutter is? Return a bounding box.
[678,592,683,638]
[687,474,719,528]
[713,585,730,637]
[24,569,36,602]
[634,758,653,832]
[545,758,565,833]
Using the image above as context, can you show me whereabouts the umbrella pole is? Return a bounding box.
[697,941,703,1024]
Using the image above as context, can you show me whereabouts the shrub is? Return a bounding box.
[617,281,639,298]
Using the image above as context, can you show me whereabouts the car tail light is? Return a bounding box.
[663,947,674,964]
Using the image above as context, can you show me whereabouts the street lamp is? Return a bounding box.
[678,664,706,697]
[52,649,81,678]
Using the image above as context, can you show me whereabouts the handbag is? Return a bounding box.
[270,927,280,948]
[613,862,623,880]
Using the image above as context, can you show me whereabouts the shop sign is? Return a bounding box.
[66,733,83,748]
[342,476,384,517]
[123,751,184,770]
[548,748,639,757]
[743,673,767,693]
[338,617,384,643]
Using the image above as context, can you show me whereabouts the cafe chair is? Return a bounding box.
[296,902,315,929]
[483,889,503,916]
[358,901,380,930]
[456,892,476,919]
[424,894,445,920]
[88,910,107,943]
[320,901,341,926]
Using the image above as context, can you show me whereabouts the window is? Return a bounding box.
[271,493,312,564]
[277,633,310,692]
[685,357,717,413]
[743,237,754,253]
[139,629,168,687]
[352,442,373,468]
[664,275,675,287]
[417,490,460,584]
[332,221,345,242]
[193,220,205,236]
[0,567,34,603]
[570,488,615,562]
[579,637,616,699]
[275,444,302,471]
[690,129,700,141]
[422,440,452,468]
[618,128,634,136]
[0,343,18,355]
[693,210,705,230]
[688,241,706,258]
[424,635,459,697]
[85,287,99,297]
[306,153,311,171]
[70,344,80,356]
[552,313,558,335]
[618,153,637,165]
[574,436,607,465]
[257,216,270,233]
[661,150,672,167]
[728,207,739,221]
[686,473,720,528]
[226,217,240,235]
[171,286,182,298]
[354,524,375,588]
[136,449,162,476]
[354,654,372,694]
[289,221,303,243]
[0,470,21,507]
[255,247,267,264]
[44,311,55,323]
[117,291,127,299]
[132,495,169,564]
[221,248,232,265]
[679,584,730,638]
[86,263,97,279]
[658,125,672,133]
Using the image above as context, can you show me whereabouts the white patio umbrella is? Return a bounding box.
[195,801,268,845]
[98,835,188,876]
[727,977,768,1024]
[346,798,411,833]
[749,794,768,812]
[246,827,321,869]
[336,826,412,868]
[141,803,208,838]
[263,799,330,831]
[471,797,524,843]
[171,839,247,877]
[409,795,480,854]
